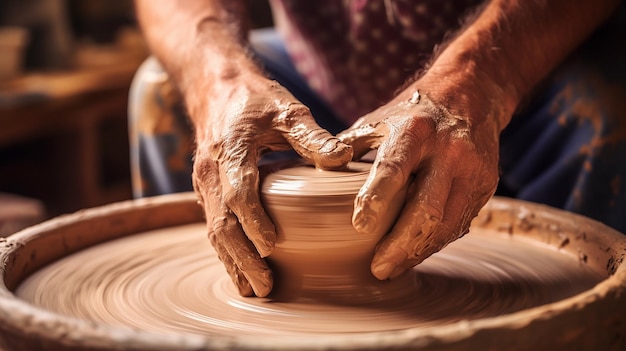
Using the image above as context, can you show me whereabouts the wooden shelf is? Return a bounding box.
[0,63,141,215]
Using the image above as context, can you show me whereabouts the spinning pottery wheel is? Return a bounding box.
[1,161,625,351]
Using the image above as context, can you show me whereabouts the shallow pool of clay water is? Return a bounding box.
[15,221,602,336]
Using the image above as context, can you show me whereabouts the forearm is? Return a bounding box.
[415,0,621,132]
[134,0,262,127]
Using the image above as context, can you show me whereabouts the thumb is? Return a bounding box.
[277,104,353,169]
[337,120,389,159]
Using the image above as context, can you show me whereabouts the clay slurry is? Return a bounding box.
[16,223,602,335]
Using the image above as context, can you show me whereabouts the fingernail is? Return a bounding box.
[256,235,275,258]
[247,270,273,297]
[319,138,340,153]
[372,262,396,280]
[371,247,407,279]
[354,214,377,233]
[318,142,353,169]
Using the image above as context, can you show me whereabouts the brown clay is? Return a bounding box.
[260,161,409,303]
[15,220,604,336]
[0,193,625,350]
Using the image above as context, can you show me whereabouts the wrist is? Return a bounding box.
[412,55,518,135]
[182,54,260,106]
[154,14,263,117]
[186,69,275,142]
[181,42,267,126]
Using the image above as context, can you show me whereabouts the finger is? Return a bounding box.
[370,161,454,280]
[275,103,353,169]
[209,232,254,297]
[212,207,273,297]
[387,179,478,280]
[194,159,252,295]
[196,156,274,296]
[352,118,423,234]
[219,152,276,257]
[337,119,389,159]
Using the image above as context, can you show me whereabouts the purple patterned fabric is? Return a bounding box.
[269,0,483,123]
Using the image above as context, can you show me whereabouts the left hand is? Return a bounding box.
[338,88,500,280]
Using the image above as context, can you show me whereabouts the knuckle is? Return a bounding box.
[383,117,430,148]
[192,154,213,180]
[211,215,235,236]
[221,189,240,209]
[208,231,219,246]
[447,136,476,158]
[374,159,407,181]
[276,102,311,128]
[219,135,249,158]
[222,172,257,207]
[191,160,222,203]
[237,256,262,272]
[417,203,444,224]
[408,113,438,132]
[239,167,258,186]
[434,112,470,136]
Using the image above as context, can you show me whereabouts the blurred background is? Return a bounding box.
[0,0,273,236]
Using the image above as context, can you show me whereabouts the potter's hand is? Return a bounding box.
[338,91,499,280]
[193,76,353,297]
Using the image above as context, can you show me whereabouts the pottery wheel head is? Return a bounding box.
[10,194,612,342]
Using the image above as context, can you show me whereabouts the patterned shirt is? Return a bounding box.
[270,0,483,124]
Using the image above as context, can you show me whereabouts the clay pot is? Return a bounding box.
[0,192,625,350]
[261,161,411,303]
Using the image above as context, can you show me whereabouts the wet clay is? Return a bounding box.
[3,193,626,350]
[12,163,606,337]
[260,161,409,303]
[16,222,602,336]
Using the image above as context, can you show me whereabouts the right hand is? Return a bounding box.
[192,74,353,297]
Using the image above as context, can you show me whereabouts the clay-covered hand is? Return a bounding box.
[192,75,353,297]
[338,90,500,280]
